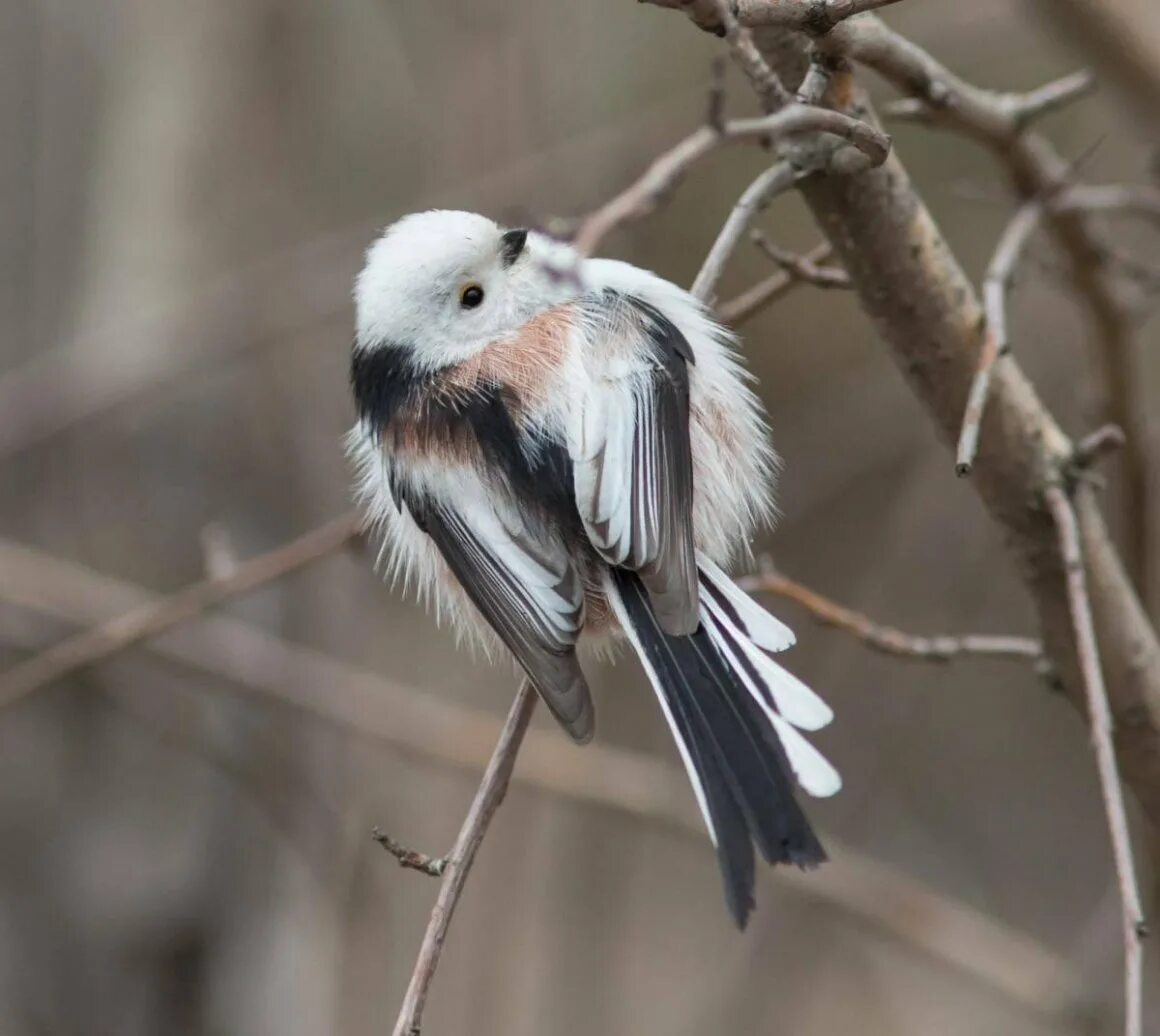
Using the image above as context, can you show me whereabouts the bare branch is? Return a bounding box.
[392,682,537,1036]
[1072,423,1127,470]
[957,200,1044,476]
[737,568,1043,664]
[569,104,889,256]
[750,230,852,288]
[652,2,1160,854]
[0,511,362,708]
[1045,485,1147,1036]
[0,535,1084,1013]
[825,14,1154,598]
[643,0,905,34]
[885,71,1096,131]
[1026,0,1160,128]
[1056,183,1160,225]
[708,0,791,112]
[716,241,840,323]
[796,46,839,105]
[372,830,447,878]
[1011,69,1097,129]
[691,161,800,302]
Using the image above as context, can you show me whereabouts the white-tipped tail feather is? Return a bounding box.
[605,564,836,927]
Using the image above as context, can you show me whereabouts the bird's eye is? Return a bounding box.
[459,284,485,309]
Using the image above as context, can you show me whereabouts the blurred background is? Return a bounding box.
[2,1,1160,1033]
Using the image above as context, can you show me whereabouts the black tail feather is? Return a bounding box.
[610,569,825,928]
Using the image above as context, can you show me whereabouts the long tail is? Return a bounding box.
[605,557,840,928]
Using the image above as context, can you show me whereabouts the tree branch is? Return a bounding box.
[749,230,851,289]
[716,241,842,323]
[692,161,801,302]
[1045,484,1147,1036]
[0,511,362,708]
[707,0,791,112]
[392,681,537,1036]
[569,103,889,256]
[737,568,1043,665]
[822,13,1154,601]
[0,534,1083,1014]
[643,0,905,35]
[957,200,1044,476]
[653,3,1160,846]
[372,830,447,878]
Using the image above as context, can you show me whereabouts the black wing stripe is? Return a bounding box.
[410,500,594,744]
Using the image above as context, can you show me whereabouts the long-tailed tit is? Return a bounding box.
[348,210,839,927]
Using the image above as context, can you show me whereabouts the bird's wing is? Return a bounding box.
[402,481,593,744]
[569,292,699,635]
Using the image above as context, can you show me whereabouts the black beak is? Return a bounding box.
[499,228,528,268]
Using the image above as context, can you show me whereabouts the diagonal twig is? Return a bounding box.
[716,241,841,323]
[956,200,1044,476]
[1045,484,1147,1036]
[372,830,447,878]
[691,161,801,303]
[750,230,851,289]
[824,12,1155,601]
[0,533,1085,1013]
[738,568,1044,665]
[391,681,537,1036]
[707,0,790,112]
[642,0,905,35]
[0,511,362,707]
[569,103,889,257]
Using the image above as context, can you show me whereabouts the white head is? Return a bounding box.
[354,210,580,369]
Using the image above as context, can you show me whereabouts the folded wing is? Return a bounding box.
[569,293,699,635]
[404,486,593,743]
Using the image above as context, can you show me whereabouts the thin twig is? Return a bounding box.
[691,161,800,303]
[392,681,537,1036]
[1010,69,1097,129]
[956,200,1044,476]
[709,0,791,112]
[716,241,840,323]
[0,534,1084,1012]
[737,568,1043,664]
[643,0,905,34]
[1073,424,1127,469]
[0,511,362,707]
[569,104,889,256]
[1044,484,1147,1036]
[750,230,852,288]
[826,12,1154,600]
[796,48,837,105]
[372,830,447,877]
[1056,183,1160,225]
[887,71,1098,131]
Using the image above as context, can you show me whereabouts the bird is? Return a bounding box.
[347,209,840,927]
